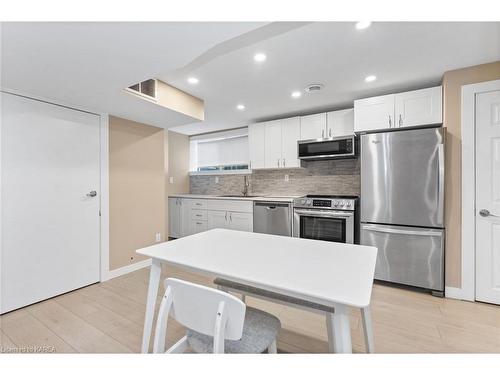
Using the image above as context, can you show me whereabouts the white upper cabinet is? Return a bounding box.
[264,120,283,168]
[394,86,442,128]
[354,86,443,133]
[300,113,327,140]
[354,94,395,133]
[281,117,301,168]
[326,108,354,137]
[248,122,266,170]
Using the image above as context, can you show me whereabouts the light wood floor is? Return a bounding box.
[1,265,500,353]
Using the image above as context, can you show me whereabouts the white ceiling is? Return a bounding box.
[0,22,267,127]
[2,22,499,134]
[166,22,500,135]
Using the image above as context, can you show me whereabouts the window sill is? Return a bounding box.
[189,170,252,176]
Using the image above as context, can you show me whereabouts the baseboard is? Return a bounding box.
[445,286,465,300]
[103,259,152,281]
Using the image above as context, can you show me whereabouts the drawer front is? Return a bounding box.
[190,219,208,235]
[191,209,207,221]
[186,199,208,210]
[207,199,253,213]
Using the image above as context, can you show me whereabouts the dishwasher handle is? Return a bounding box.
[254,202,290,209]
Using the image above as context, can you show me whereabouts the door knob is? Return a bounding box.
[87,190,97,197]
[479,209,499,217]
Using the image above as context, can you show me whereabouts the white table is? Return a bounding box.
[136,229,377,353]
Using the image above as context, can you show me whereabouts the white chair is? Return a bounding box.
[153,278,281,354]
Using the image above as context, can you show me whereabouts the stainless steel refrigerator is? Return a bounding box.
[360,127,445,294]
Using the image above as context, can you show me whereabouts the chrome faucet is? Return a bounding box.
[242,175,250,197]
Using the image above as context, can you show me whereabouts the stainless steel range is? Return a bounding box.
[292,195,359,244]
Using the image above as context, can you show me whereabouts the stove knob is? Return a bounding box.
[346,201,352,208]
[333,200,339,207]
[339,201,345,207]
[301,199,307,205]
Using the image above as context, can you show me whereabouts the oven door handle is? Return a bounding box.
[293,209,354,219]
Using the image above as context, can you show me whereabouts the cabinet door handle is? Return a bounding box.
[229,213,232,221]
[225,212,228,221]
[321,129,325,138]
[196,214,202,217]
[249,161,252,170]
[388,115,392,127]
[196,222,203,225]
[283,158,286,167]
[399,114,403,127]
[277,158,280,167]
[329,128,332,137]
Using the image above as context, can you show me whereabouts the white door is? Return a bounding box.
[228,212,253,232]
[168,198,181,238]
[1,92,100,314]
[300,113,327,140]
[475,89,500,305]
[354,94,395,132]
[394,86,442,128]
[281,117,301,168]
[264,120,282,168]
[207,210,228,230]
[248,122,266,170]
[327,109,354,137]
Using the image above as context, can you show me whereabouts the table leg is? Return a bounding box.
[141,259,162,353]
[361,306,375,353]
[326,304,352,353]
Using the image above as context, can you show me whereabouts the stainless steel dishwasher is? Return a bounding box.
[253,201,292,236]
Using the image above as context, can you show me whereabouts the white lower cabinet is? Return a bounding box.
[168,197,182,238]
[169,197,254,238]
[227,212,253,232]
[207,210,228,230]
[189,219,208,235]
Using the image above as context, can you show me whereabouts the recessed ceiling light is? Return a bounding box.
[291,91,302,98]
[253,53,267,63]
[187,77,199,84]
[355,21,372,30]
[237,104,246,111]
[365,75,377,83]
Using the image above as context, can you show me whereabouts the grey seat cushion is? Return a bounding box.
[186,306,281,353]
[214,277,335,313]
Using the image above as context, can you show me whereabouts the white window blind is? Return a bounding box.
[190,128,249,171]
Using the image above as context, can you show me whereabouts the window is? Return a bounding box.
[190,128,249,173]
[127,79,157,99]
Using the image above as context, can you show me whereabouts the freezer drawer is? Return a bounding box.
[360,223,444,291]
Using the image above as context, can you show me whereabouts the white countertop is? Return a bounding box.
[168,193,300,203]
[137,229,378,308]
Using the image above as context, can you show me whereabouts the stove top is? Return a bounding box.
[293,195,358,210]
[304,194,359,199]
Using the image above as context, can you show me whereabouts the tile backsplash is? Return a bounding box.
[190,159,360,197]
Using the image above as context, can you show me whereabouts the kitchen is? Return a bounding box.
[168,84,445,296]
[1,17,500,367]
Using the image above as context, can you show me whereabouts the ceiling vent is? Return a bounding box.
[126,79,157,100]
[305,84,324,93]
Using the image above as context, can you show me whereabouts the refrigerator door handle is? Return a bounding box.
[362,224,443,237]
[437,143,445,226]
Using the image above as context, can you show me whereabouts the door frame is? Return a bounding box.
[460,79,500,301]
[0,88,111,283]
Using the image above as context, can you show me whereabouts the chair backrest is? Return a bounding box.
[165,278,246,340]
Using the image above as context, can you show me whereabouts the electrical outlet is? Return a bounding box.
[155,232,161,242]
[284,174,289,182]
[215,176,219,183]
[169,176,174,184]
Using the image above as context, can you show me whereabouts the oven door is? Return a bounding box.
[293,209,354,244]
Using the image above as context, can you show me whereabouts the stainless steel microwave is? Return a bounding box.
[298,135,357,160]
